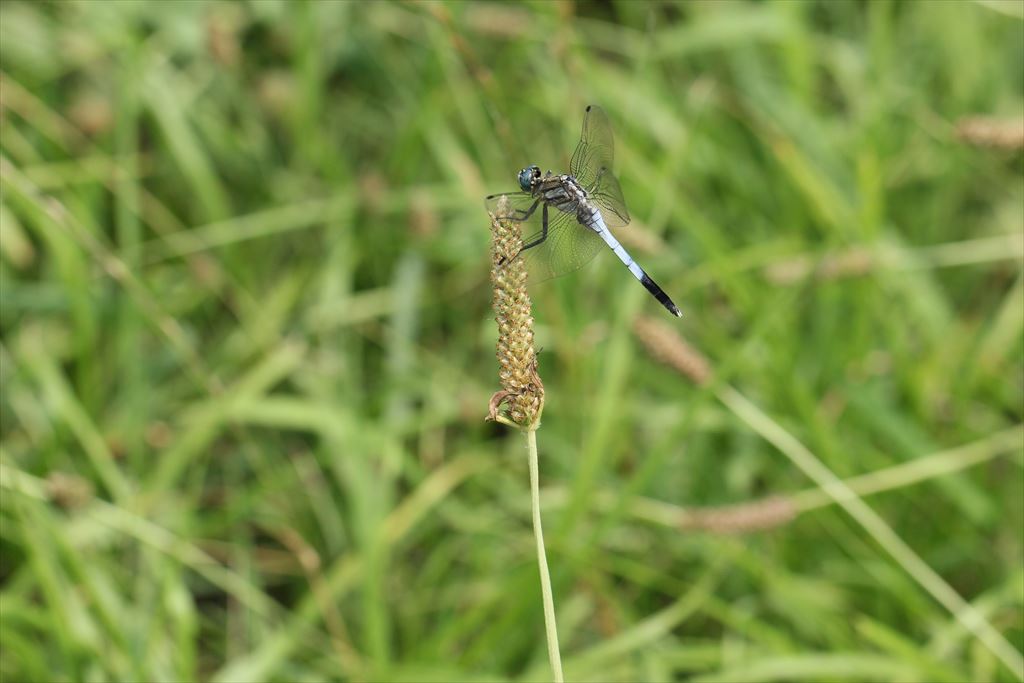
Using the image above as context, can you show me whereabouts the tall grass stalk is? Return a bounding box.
[527,426,563,682]
[487,198,562,682]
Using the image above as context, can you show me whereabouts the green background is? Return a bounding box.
[1,1,1022,681]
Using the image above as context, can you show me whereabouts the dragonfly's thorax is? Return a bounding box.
[533,173,600,227]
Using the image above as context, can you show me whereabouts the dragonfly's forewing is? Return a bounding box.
[485,192,537,219]
[570,105,630,228]
[570,105,615,188]
[486,192,605,283]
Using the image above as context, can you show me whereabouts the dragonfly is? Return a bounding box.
[486,105,681,317]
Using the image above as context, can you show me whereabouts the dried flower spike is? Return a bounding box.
[680,496,798,534]
[632,315,711,386]
[487,196,544,428]
[956,116,1024,150]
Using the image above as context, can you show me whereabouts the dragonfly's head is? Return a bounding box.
[518,165,541,192]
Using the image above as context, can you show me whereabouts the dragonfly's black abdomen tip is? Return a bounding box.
[639,272,683,318]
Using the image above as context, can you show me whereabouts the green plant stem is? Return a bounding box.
[527,426,564,683]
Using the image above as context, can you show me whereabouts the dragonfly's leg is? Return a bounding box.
[498,200,544,266]
[508,199,540,222]
[519,203,550,254]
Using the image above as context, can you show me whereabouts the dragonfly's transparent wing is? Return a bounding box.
[485,191,538,219]
[486,192,605,283]
[569,104,614,185]
[570,105,615,189]
[570,105,630,229]
[520,205,605,282]
[589,168,630,228]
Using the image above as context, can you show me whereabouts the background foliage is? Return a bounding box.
[1,1,1022,681]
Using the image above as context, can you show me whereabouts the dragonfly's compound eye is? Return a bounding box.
[518,166,536,192]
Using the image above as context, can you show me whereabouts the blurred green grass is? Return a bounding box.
[1,1,1022,681]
